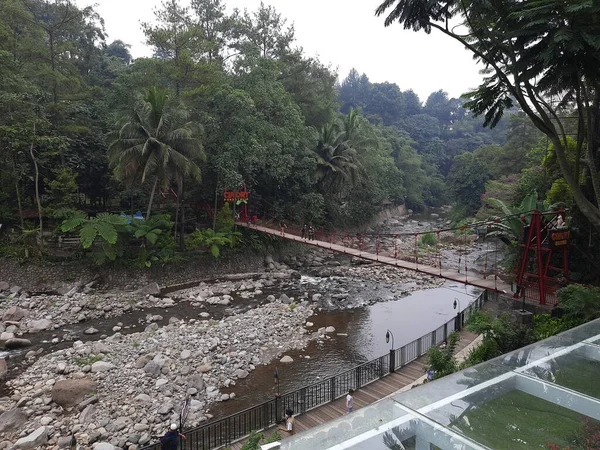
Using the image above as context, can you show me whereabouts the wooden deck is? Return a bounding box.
[237,223,512,294]
[229,329,479,450]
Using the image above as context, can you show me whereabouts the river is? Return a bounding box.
[210,281,480,418]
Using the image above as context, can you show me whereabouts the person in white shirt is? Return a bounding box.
[346,389,354,413]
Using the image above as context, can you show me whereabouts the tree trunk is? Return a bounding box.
[213,171,220,231]
[10,151,25,230]
[174,182,181,238]
[179,179,185,251]
[29,121,43,254]
[146,176,159,220]
[15,179,24,230]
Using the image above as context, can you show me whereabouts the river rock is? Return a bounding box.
[92,342,110,354]
[9,285,22,294]
[325,326,336,333]
[85,327,99,335]
[280,355,293,363]
[0,358,7,379]
[180,350,191,360]
[0,409,27,433]
[13,426,47,449]
[0,281,9,291]
[143,361,161,377]
[2,306,27,322]
[187,374,204,391]
[4,338,32,349]
[0,332,14,343]
[91,361,115,373]
[279,293,292,304]
[57,436,74,448]
[52,379,97,407]
[198,364,212,373]
[234,369,249,379]
[138,282,161,296]
[134,394,151,403]
[93,443,119,450]
[27,318,52,332]
[79,404,96,423]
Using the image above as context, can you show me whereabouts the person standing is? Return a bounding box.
[301,224,307,239]
[346,389,354,414]
[160,424,186,450]
[308,226,314,241]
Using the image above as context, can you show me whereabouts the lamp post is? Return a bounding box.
[453,298,462,330]
[385,329,394,348]
[274,367,281,422]
[274,367,280,397]
[386,329,396,373]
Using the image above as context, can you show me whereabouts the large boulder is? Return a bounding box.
[0,409,27,433]
[138,282,161,296]
[13,426,48,449]
[0,281,9,291]
[2,306,27,322]
[27,319,52,333]
[4,338,31,349]
[52,379,97,407]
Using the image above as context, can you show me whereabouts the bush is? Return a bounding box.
[241,431,264,450]
[425,332,460,380]
[557,284,600,325]
[419,233,437,247]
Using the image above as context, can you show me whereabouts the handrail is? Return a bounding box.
[141,290,489,450]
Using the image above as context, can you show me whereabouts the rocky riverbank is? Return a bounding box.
[0,300,320,450]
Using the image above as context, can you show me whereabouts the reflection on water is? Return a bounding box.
[214,283,479,417]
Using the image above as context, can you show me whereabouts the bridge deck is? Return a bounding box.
[229,329,480,449]
[238,223,512,294]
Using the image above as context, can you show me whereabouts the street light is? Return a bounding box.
[385,329,394,349]
[453,298,461,311]
[453,298,462,330]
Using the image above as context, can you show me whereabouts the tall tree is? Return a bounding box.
[108,87,204,219]
[376,0,600,230]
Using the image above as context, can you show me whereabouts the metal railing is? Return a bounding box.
[142,290,489,450]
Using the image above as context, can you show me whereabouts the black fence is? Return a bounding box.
[142,290,489,450]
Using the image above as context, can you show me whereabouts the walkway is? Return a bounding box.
[237,222,512,294]
[229,328,480,450]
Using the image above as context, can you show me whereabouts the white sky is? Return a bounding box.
[81,0,484,101]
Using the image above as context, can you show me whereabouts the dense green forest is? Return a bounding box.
[1,0,599,273]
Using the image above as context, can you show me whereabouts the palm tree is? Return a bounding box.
[313,109,367,192]
[108,87,205,219]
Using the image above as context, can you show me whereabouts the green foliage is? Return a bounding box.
[187,228,242,258]
[74,355,102,366]
[61,212,129,250]
[557,285,600,325]
[532,315,573,341]
[376,0,600,231]
[215,203,234,232]
[467,311,535,356]
[419,233,437,247]
[46,168,78,209]
[425,332,460,380]
[240,431,264,450]
[265,429,282,444]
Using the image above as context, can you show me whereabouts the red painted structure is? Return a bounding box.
[515,209,569,306]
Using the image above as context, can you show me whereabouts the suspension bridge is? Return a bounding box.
[237,208,572,307]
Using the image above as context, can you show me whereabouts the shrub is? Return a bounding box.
[425,332,460,380]
[240,431,264,450]
[419,233,437,247]
[557,284,600,325]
